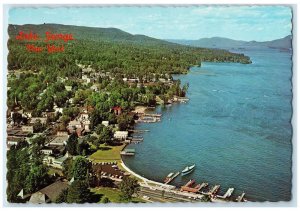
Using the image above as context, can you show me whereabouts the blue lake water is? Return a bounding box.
[122,48,292,202]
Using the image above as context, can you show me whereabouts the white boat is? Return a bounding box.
[181,164,196,176]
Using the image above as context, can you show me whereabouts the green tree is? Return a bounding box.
[98,127,112,145]
[62,157,74,180]
[66,133,78,155]
[117,113,134,131]
[25,165,49,193]
[67,180,91,203]
[119,177,139,201]
[71,156,89,181]
[55,188,69,203]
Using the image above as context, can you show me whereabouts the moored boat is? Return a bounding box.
[164,172,174,183]
[181,164,196,176]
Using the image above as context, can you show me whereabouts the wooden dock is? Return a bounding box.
[164,172,180,184]
[143,113,162,117]
[208,185,220,195]
[217,188,234,199]
[198,182,208,192]
[236,192,246,202]
[128,129,150,133]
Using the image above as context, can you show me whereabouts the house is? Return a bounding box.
[21,125,34,133]
[7,137,25,149]
[82,120,90,132]
[114,131,128,140]
[42,111,56,119]
[65,85,72,91]
[56,131,68,136]
[44,152,70,169]
[90,84,98,91]
[112,106,122,116]
[7,128,31,137]
[28,179,69,203]
[41,145,65,156]
[76,128,85,137]
[23,110,32,118]
[81,75,91,83]
[79,112,89,121]
[30,117,47,125]
[54,105,63,114]
[68,120,82,129]
[48,136,68,146]
[102,121,109,127]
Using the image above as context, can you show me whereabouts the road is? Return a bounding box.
[137,186,202,203]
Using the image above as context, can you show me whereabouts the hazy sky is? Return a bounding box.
[8,6,292,41]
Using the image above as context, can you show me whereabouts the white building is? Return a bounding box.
[21,125,34,133]
[114,131,128,140]
[102,121,109,127]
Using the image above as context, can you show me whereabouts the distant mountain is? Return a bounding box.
[167,35,292,50]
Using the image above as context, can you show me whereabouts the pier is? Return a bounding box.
[120,148,135,156]
[128,129,150,133]
[143,113,162,117]
[164,172,180,184]
[180,179,202,193]
[236,192,246,202]
[198,182,208,192]
[217,188,234,199]
[208,185,220,195]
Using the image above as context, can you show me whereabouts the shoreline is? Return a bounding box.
[120,160,176,189]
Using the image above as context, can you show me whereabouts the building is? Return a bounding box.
[90,84,99,92]
[21,125,34,133]
[44,152,70,169]
[65,85,72,91]
[28,179,69,204]
[56,131,68,136]
[112,106,122,116]
[79,112,89,121]
[68,120,82,129]
[102,121,109,127]
[30,117,47,125]
[41,145,65,156]
[82,120,90,132]
[48,136,68,146]
[114,131,128,140]
[7,137,25,149]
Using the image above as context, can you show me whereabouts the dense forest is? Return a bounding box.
[8,24,251,75]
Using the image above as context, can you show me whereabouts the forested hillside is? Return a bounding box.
[8,24,251,78]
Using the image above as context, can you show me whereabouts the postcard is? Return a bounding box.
[4,4,294,205]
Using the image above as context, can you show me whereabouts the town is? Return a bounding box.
[6,63,195,203]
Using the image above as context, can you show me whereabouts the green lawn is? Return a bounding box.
[89,143,125,162]
[90,187,146,203]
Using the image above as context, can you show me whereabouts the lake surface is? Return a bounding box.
[122,48,292,202]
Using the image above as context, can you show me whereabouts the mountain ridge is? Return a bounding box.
[167,35,292,50]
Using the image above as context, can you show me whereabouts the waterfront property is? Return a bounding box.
[114,131,129,140]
